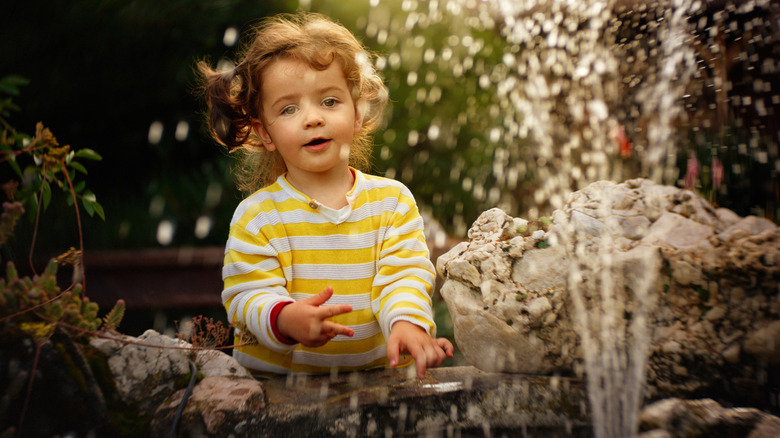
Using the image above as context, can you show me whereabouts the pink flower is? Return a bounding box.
[684,156,698,190]
[712,157,724,189]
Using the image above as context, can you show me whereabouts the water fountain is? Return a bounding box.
[369,0,778,225]
[365,0,779,437]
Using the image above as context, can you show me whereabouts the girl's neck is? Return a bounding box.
[286,167,355,209]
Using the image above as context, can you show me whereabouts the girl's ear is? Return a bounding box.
[354,99,367,134]
[252,120,276,151]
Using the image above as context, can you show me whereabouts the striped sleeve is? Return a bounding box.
[371,185,437,340]
[222,200,297,354]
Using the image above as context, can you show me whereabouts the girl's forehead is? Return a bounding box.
[263,56,345,77]
[262,58,348,87]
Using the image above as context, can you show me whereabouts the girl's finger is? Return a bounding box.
[386,337,401,368]
[424,343,445,368]
[436,338,454,357]
[319,303,353,319]
[404,343,427,379]
[305,286,334,306]
[322,321,354,337]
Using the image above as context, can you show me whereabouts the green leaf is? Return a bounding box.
[0,83,19,96]
[74,148,102,161]
[41,182,52,211]
[69,161,87,175]
[82,197,95,217]
[92,202,105,221]
[73,180,86,194]
[0,98,20,112]
[0,75,30,87]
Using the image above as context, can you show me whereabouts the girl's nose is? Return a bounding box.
[304,108,325,128]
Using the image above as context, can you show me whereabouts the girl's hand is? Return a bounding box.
[387,320,454,379]
[277,287,354,347]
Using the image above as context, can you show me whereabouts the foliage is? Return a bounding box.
[0,72,121,347]
[0,120,105,223]
[360,0,515,235]
[102,298,126,333]
[0,74,117,332]
[0,260,107,335]
[0,201,23,248]
[0,75,125,436]
[176,314,230,350]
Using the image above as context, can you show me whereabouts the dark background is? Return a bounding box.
[1,0,300,255]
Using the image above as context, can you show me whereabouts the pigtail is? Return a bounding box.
[196,61,255,150]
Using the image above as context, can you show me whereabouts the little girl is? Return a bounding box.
[198,12,453,378]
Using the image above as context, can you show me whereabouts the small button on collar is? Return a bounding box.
[308,200,319,209]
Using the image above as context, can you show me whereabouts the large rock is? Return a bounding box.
[174,366,591,438]
[151,376,266,436]
[90,329,251,415]
[10,323,780,437]
[638,398,780,438]
[436,179,780,403]
[89,329,593,437]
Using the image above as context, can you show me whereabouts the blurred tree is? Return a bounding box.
[316,0,523,236]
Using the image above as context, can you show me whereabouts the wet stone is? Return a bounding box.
[255,366,591,437]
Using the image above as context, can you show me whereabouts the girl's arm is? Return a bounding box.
[371,190,437,339]
[222,226,299,353]
[372,187,453,376]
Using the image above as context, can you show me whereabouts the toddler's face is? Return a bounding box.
[253,58,363,182]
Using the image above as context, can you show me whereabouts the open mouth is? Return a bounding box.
[305,138,329,146]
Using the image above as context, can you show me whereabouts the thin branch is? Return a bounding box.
[52,318,252,352]
[60,159,87,295]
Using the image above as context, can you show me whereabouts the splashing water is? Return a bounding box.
[492,1,698,437]
[368,0,779,226]
[364,0,778,436]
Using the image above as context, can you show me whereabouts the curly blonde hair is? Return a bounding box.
[198,12,389,193]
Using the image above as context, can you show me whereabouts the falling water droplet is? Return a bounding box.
[156,220,174,246]
[174,120,189,142]
[148,121,163,145]
[223,27,238,46]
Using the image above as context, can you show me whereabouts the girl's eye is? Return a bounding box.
[281,106,297,115]
[322,98,338,107]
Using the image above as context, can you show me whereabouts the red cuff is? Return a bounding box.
[270,301,297,345]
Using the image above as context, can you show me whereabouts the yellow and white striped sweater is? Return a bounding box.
[222,169,436,375]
